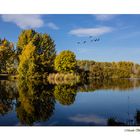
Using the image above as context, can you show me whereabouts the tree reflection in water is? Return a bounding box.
[16,79,55,125]
[0,80,17,116]
[0,78,140,125]
[78,78,140,92]
[54,84,77,106]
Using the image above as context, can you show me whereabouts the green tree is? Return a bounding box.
[17,30,56,79]
[0,38,16,74]
[31,33,56,73]
[54,50,77,73]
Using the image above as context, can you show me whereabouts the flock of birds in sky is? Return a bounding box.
[77,36,100,45]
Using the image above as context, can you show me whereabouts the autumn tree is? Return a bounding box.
[54,50,77,73]
[17,30,56,79]
[17,29,36,55]
[89,63,104,79]
[18,43,36,78]
[0,38,16,74]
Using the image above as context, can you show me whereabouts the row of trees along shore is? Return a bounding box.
[0,29,140,81]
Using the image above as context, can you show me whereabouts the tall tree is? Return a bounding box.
[17,29,36,55]
[18,43,36,78]
[17,30,56,79]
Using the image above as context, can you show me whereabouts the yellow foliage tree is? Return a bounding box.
[0,39,15,74]
[18,43,36,79]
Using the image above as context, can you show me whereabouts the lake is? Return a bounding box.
[0,78,140,126]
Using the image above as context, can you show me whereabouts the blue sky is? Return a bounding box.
[0,14,140,63]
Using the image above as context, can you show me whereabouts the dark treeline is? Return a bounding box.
[77,60,140,79]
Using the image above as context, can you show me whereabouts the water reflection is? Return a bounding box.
[54,84,77,105]
[108,110,140,126]
[78,79,140,92]
[0,78,140,125]
[0,80,17,116]
[16,80,55,125]
[135,110,140,125]
[69,114,106,125]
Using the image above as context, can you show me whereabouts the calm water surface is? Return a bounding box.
[0,79,140,126]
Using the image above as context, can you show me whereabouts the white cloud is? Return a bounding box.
[95,14,116,21]
[47,22,59,30]
[69,26,113,37]
[69,114,106,125]
[1,14,44,29]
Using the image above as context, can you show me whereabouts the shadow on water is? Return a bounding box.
[0,78,140,125]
